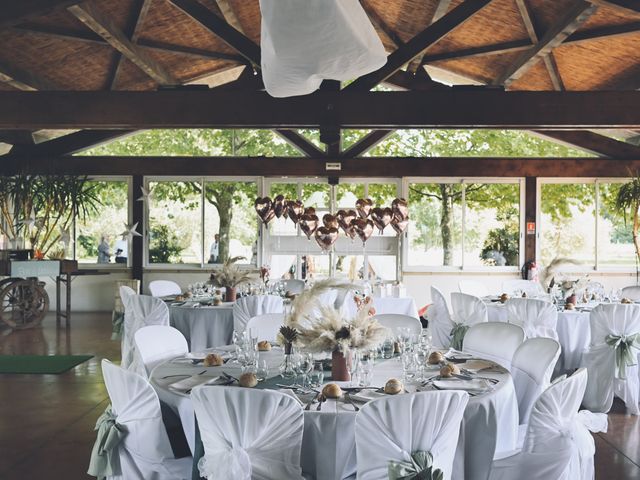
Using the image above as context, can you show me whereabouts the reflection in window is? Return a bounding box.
[269,182,298,236]
[598,183,635,268]
[76,180,128,265]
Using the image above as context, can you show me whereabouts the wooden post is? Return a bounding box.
[524,176,537,264]
[132,175,143,285]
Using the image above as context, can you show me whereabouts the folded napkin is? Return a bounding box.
[462,359,497,372]
[350,389,388,403]
[168,375,222,392]
[432,378,492,393]
[445,349,473,360]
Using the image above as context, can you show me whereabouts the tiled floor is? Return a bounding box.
[0,313,639,479]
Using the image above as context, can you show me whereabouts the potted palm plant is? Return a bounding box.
[208,256,254,302]
[615,174,640,267]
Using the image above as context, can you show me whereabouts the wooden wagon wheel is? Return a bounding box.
[0,279,49,329]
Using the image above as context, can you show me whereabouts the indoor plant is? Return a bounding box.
[616,173,640,268]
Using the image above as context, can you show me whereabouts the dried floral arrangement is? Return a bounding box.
[208,256,255,288]
[281,279,390,353]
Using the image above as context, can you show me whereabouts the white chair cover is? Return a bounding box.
[463,322,524,370]
[429,286,455,349]
[232,295,284,334]
[191,386,304,480]
[259,0,386,97]
[450,292,488,349]
[621,285,640,301]
[120,287,170,378]
[372,313,422,336]
[505,298,559,340]
[134,325,188,375]
[280,279,305,295]
[458,280,489,298]
[355,391,469,480]
[511,338,561,425]
[245,313,285,342]
[148,280,181,297]
[501,280,545,297]
[582,303,640,415]
[490,369,607,480]
[100,360,191,480]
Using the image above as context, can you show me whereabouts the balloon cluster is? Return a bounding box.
[254,195,409,251]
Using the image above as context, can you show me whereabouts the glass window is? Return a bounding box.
[75,180,129,265]
[204,180,258,265]
[598,183,635,268]
[269,182,298,236]
[147,180,202,264]
[540,183,595,267]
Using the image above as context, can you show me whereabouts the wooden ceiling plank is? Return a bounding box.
[6,155,640,178]
[0,59,58,91]
[359,0,405,48]
[588,0,640,15]
[137,39,245,62]
[68,2,176,85]
[346,0,493,92]
[169,0,261,66]
[2,90,640,129]
[407,0,452,73]
[214,0,245,33]
[493,0,597,87]
[340,130,393,158]
[533,130,640,158]
[0,0,82,29]
[275,129,326,157]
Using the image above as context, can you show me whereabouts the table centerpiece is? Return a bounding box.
[208,256,254,302]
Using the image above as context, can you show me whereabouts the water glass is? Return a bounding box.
[309,361,325,387]
[256,359,269,382]
[382,340,394,359]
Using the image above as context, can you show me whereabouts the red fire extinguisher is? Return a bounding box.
[521,261,537,281]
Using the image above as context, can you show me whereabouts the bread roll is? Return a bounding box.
[322,383,343,398]
[499,293,509,303]
[239,372,258,387]
[203,353,224,367]
[257,340,271,351]
[564,303,576,310]
[440,363,460,378]
[384,378,404,395]
[428,351,444,365]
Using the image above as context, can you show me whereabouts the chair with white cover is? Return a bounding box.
[134,326,188,375]
[582,303,640,415]
[280,279,305,295]
[191,386,305,480]
[505,298,558,340]
[355,391,469,480]
[372,313,422,337]
[120,287,170,378]
[450,292,488,350]
[245,313,285,342]
[148,280,181,297]
[489,369,607,480]
[429,286,455,349]
[511,337,561,425]
[621,285,640,301]
[88,360,191,480]
[501,280,545,297]
[463,322,524,370]
[458,280,489,298]
[232,295,284,334]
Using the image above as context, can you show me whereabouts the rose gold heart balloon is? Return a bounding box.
[351,218,374,245]
[286,200,304,224]
[254,197,275,225]
[371,207,393,233]
[322,213,339,229]
[314,226,339,251]
[273,195,286,219]
[336,209,357,235]
[299,214,319,239]
[390,216,409,235]
[304,206,316,217]
[355,198,373,219]
[392,198,409,221]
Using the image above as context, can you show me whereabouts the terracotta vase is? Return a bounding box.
[331,350,351,381]
[566,294,577,305]
[225,286,237,302]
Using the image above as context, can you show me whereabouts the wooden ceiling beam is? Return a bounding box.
[169,0,261,67]
[214,0,245,33]
[345,0,492,91]
[275,130,326,157]
[494,1,596,87]
[407,0,452,74]
[0,60,58,91]
[359,0,405,48]
[340,130,393,158]
[0,130,35,146]
[532,130,640,158]
[1,90,639,129]
[4,155,640,178]
[0,0,82,29]
[68,2,176,85]
[9,129,136,156]
[588,0,640,15]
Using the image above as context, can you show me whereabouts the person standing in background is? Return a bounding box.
[208,234,219,263]
[97,235,111,264]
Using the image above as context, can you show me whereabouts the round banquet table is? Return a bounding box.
[343,296,420,319]
[169,302,234,351]
[152,347,518,480]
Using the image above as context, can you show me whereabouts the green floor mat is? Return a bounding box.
[0,355,94,374]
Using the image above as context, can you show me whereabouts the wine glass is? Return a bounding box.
[309,361,325,387]
[299,352,314,388]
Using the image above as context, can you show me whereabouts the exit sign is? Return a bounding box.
[526,222,536,235]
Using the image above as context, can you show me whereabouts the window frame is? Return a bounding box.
[401,177,525,273]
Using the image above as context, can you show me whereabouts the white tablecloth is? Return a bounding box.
[169,303,234,351]
[486,302,509,322]
[344,296,419,319]
[152,348,518,480]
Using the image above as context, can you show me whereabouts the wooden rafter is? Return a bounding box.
[275,130,326,157]
[5,155,640,178]
[493,1,596,87]
[0,0,81,29]
[346,0,492,91]
[1,90,639,129]
[0,59,57,91]
[407,0,452,73]
[532,130,640,158]
[588,0,640,15]
[10,129,136,156]
[214,0,245,33]
[360,0,405,48]
[0,130,35,146]
[340,130,393,158]
[68,3,176,85]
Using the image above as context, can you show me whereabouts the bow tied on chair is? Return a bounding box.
[198,446,252,480]
[605,333,640,378]
[87,406,127,479]
[450,323,470,351]
[388,450,444,480]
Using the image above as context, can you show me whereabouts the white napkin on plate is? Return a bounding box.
[433,378,492,393]
[168,375,222,392]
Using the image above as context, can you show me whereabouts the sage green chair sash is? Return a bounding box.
[388,451,444,480]
[111,311,125,340]
[87,406,126,479]
[450,323,469,351]
[605,333,640,379]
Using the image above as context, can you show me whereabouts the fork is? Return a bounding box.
[316,395,326,411]
[344,392,360,412]
[305,392,320,411]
